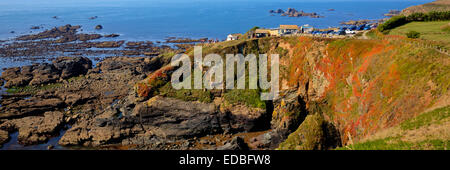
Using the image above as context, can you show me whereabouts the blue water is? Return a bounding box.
[0,0,434,42]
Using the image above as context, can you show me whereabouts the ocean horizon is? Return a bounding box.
[0,0,434,42]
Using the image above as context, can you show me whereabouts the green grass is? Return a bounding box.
[6,83,63,94]
[158,83,214,103]
[336,106,450,150]
[400,106,450,130]
[388,21,450,48]
[337,137,449,150]
[223,89,266,109]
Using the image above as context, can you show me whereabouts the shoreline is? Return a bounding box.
[0,0,443,150]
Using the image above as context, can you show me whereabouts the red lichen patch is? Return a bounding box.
[285,36,315,88]
[135,65,174,98]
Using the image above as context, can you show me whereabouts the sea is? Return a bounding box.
[0,0,434,42]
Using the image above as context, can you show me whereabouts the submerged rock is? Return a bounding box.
[104,34,120,38]
[95,25,103,30]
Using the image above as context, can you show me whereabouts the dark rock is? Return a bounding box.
[59,96,223,147]
[133,96,222,139]
[29,63,60,86]
[271,8,322,18]
[77,33,102,41]
[52,56,92,79]
[220,104,267,132]
[4,76,32,88]
[0,97,65,119]
[0,67,21,81]
[16,24,80,41]
[275,9,284,14]
[1,57,93,87]
[95,25,103,30]
[95,41,124,48]
[104,34,120,38]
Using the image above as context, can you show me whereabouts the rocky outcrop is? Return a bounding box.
[94,41,124,48]
[270,8,323,18]
[59,96,223,147]
[58,94,270,149]
[277,113,341,150]
[271,90,307,133]
[220,104,267,132]
[95,25,103,30]
[15,24,104,43]
[16,24,80,41]
[104,34,120,38]
[0,56,92,88]
[0,111,64,145]
[52,57,92,79]
[77,33,102,41]
[0,96,65,119]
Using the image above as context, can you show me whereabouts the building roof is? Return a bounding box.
[280,25,299,30]
[255,29,270,34]
[302,24,314,29]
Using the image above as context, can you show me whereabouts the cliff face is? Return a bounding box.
[135,34,449,148]
[273,35,449,145]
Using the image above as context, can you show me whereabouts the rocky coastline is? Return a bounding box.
[0,25,286,150]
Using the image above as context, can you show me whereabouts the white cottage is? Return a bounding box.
[226,33,241,41]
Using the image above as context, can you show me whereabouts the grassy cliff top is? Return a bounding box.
[402,0,450,15]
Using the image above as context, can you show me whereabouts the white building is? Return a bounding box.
[301,24,314,34]
[226,33,241,41]
[345,30,356,34]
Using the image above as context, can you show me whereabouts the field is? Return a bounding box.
[388,21,450,49]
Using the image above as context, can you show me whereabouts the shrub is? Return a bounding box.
[406,31,420,39]
[378,15,407,33]
[379,11,450,34]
